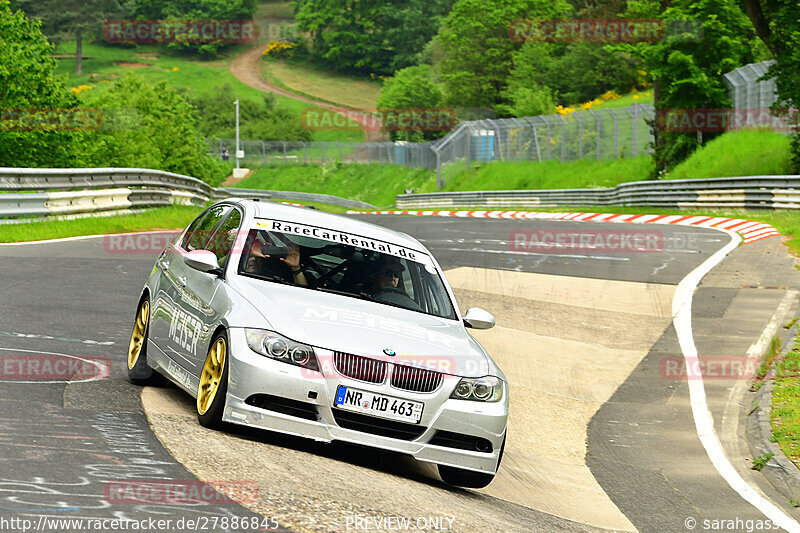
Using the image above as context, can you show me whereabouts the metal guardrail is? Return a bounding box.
[213,188,376,210]
[0,168,374,219]
[396,175,800,210]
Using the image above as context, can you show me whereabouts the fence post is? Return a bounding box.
[303,142,307,164]
[436,150,442,190]
[588,110,601,160]
[558,116,566,162]
[282,141,287,164]
[261,141,266,165]
[465,126,471,171]
[608,109,619,157]
[576,113,584,159]
[541,116,552,160]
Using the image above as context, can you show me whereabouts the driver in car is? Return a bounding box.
[366,256,422,311]
[246,233,309,287]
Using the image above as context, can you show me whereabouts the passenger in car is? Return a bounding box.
[246,234,309,287]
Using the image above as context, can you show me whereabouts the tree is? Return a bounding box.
[13,0,133,75]
[622,0,755,175]
[79,73,228,185]
[741,0,800,171]
[434,0,571,112]
[292,0,454,74]
[0,0,84,167]
[190,87,313,141]
[134,0,258,57]
[376,65,445,140]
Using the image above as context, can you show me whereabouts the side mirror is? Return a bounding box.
[463,307,495,330]
[184,249,222,275]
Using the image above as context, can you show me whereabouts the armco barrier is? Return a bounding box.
[0,168,375,219]
[396,175,800,210]
[213,187,376,210]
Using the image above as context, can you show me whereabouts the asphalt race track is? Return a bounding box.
[1,214,799,533]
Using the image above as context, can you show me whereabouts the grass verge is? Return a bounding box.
[53,41,364,142]
[261,59,382,110]
[667,131,792,179]
[235,163,438,207]
[771,330,800,467]
[0,206,204,243]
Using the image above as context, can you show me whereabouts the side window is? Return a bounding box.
[186,205,229,251]
[178,212,208,250]
[206,209,242,265]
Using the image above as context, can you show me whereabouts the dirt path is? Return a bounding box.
[229,43,387,141]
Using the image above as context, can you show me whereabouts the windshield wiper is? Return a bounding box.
[315,286,374,302]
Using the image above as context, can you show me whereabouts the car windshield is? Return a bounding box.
[237,220,456,320]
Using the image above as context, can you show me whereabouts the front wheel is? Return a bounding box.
[197,331,229,428]
[127,299,159,385]
[438,435,505,489]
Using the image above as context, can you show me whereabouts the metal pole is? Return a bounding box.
[632,103,638,157]
[234,100,240,170]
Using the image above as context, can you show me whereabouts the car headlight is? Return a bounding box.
[450,376,503,402]
[245,329,319,371]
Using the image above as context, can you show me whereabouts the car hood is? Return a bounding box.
[230,277,490,377]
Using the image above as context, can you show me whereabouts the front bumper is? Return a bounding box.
[224,328,507,474]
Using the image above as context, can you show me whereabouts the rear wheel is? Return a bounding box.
[197,331,229,428]
[127,299,159,385]
[438,434,505,489]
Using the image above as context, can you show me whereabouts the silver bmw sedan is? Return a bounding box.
[127,199,508,488]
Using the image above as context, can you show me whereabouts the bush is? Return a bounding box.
[190,87,312,142]
[376,65,446,141]
[80,73,228,185]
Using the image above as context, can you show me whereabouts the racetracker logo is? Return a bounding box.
[104,20,258,44]
[104,232,181,255]
[0,108,103,132]
[660,357,759,380]
[658,108,799,132]
[1,355,111,381]
[301,108,457,132]
[509,18,702,43]
[510,229,664,254]
[104,480,258,505]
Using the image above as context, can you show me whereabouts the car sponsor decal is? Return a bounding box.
[168,305,201,357]
[167,360,194,390]
[255,219,425,263]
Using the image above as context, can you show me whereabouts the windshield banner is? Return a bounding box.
[256,219,425,263]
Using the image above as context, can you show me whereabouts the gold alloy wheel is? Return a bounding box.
[127,301,149,370]
[197,337,226,415]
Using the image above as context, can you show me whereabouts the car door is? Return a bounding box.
[149,209,208,356]
[160,204,231,376]
[179,206,243,377]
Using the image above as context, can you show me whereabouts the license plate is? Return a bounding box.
[334,386,423,424]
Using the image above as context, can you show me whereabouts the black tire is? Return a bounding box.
[197,331,229,429]
[127,298,160,385]
[438,434,505,489]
